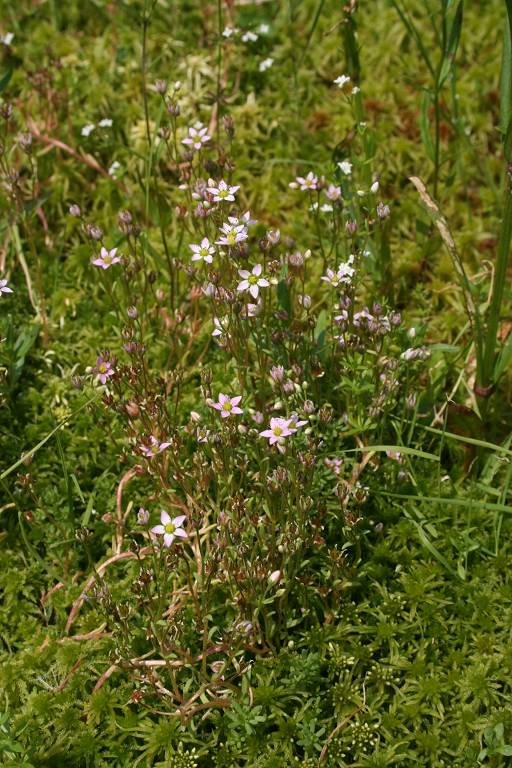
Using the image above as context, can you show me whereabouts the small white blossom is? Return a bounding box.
[259,57,274,72]
[99,118,113,128]
[334,74,351,89]
[237,264,270,299]
[338,160,352,175]
[81,124,96,137]
[242,31,258,42]
[190,237,215,264]
[207,179,240,203]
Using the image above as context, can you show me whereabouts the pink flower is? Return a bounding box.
[190,237,215,264]
[291,171,318,191]
[259,416,307,452]
[92,247,121,270]
[259,417,295,448]
[237,264,269,299]
[140,436,171,458]
[325,183,341,201]
[93,354,114,384]
[182,126,210,151]
[151,511,187,547]
[210,393,243,418]
[0,278,13,296]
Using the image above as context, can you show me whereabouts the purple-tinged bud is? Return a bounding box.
[252,410,264,424]
[303,399,315,414]
[345,219,358,236]
[18,132,33,152]
[222,115,235,137]
[167,101,180,116]
[69,204,81,217]
[377,202,391,219]
[85,223,103,241]
[127,305,138,319]
[137,507,150,525]
[283,379,294,395]
[267,229,280,246]
[154,79,167,94]
[270,365,285,383]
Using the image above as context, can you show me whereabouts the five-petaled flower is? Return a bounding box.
[140,436,171,458]
[259,416,306,452]
[0,278,13,296]
[92,247,121,270]
[94,354,114,384]
[325,183,341,201]
[338,160,352,176]
[216,222,248,247]
[151,511,187,547]
[210,394,243,418]
[182,126,210,151]
[321,260,355,288]
[292,171,318,191]
[334,74,351,89]
[237,264,269,299]
[208,179,240,203]
[190,237,215,264]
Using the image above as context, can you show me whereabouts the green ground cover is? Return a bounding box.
[1,1,512,765]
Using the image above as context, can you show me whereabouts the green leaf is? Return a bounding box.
[420,91,435,162]
[0,69,13,93]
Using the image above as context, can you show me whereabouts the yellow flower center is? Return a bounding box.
[273,426,283,436]
[223,401,232,411]
[164,522,176,534]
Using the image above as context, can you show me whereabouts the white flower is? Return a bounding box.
[259,57,274,72]
[81,124,96,137]
[352,86,361,94]
[258,23,270,34]
[190,237,215,264]
[1,32,14,46]
[216,222,248,247]
[207,179,240,203]
[182,126,210,151]
[334,74,351,89]
[338,160,352,175]
[222,26,238,38]
[151,512,187,547]
[0,278,13,296]
[242,31,258,42]
[212,316,229,338]
[371,180,380,193]
[321,260,355,288]
[237,264,270,299]
[320,203,333,213]
[99,118,113,128]
[108,161,120,177]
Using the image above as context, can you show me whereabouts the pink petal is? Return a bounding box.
[173,515,186,527]
[238,270,250,279]
[174,528,187,538]
[231,396,242,406]
[163,533,174,547]
[151,525,165,534]
[253,263,262,276]
[218,393,228,404]
[161,511,171,525]
[249,285,259,299]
